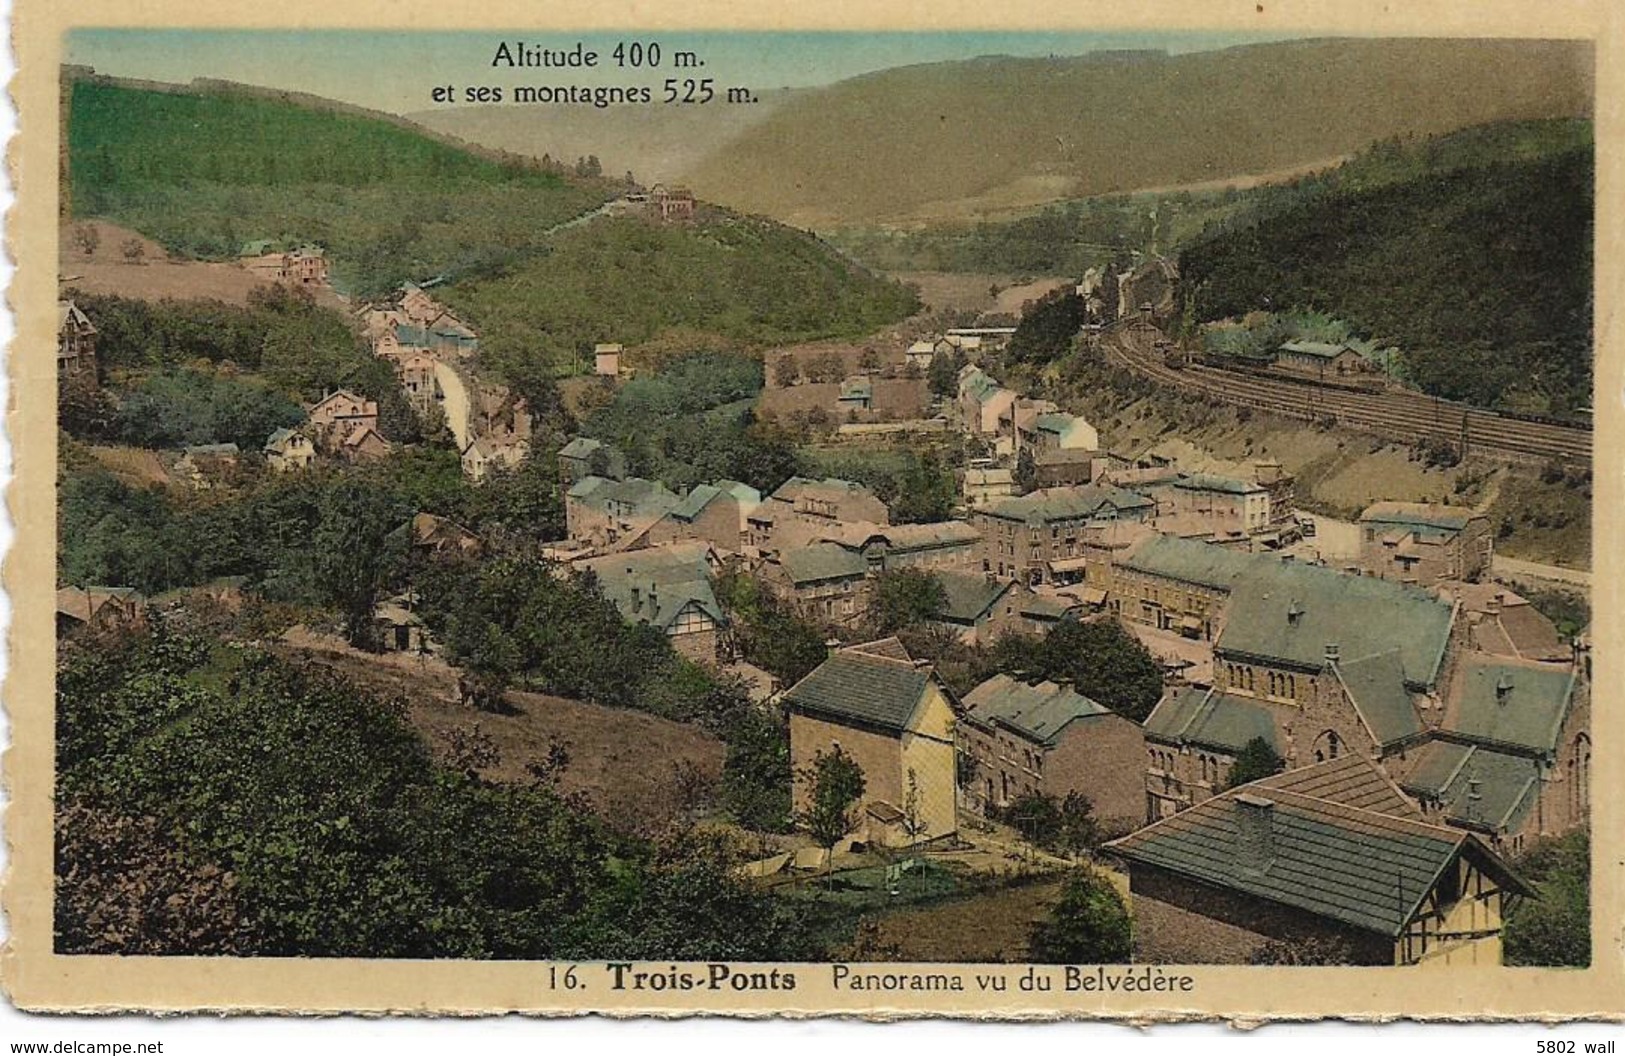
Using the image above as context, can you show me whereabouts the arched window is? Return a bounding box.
[1312,729,1342,763]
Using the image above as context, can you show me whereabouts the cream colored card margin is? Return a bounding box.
[3,0,1620,1020]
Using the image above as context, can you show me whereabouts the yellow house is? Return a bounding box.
[783,638,958,847]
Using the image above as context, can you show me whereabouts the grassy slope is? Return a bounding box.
[68,78,610,295]
[684,38,1591,226]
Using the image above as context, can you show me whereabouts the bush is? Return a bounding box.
[1027,869,1132,963]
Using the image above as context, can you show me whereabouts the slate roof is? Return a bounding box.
[573,544,724,634]
[1333,650,1423,747]
[935,571,1012,625]
[671,484,723,521]
[1118,535,1258,591]
[963,674,1114,746]
[1143,686,1280,754]
[567,476,680,517]
[1359,502,1474,532]
[264,427,298,451]
[783,646,932,733]
[1175,473,1264,495]
[1258,754,1423,819]
[1400,741,1541,834]
[1108,755,1531,937]
[558,436,604,460]
[780,542,868,585]
[1216,562,1454,688]
[1443,656,1577,755]
[983,484,1155,524]
[1280,340,1355,360]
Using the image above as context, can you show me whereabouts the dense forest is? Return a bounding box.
[1179,122,1593,417]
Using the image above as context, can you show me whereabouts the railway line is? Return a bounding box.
[1100,322,1592,466]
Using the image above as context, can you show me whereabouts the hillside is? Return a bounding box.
[681,38,1591,226]
[439,214,920,385]
[406,88,804,189]
[66,76,611,296]
[1178,121,1593,418]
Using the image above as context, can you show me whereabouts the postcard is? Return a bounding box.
[4,0,1620,1021]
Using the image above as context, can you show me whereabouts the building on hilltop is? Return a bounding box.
[263,427,316,473]
[1109,754,1533,966]
[959,673,1145,833]
[784,639,959,848]
[1358,502,1493,586]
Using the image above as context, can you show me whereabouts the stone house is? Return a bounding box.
[747,477,890,557]
[58,299,98,383]
[373,594,432,654]
[1109,755,1533,966]
[557,436,627,489]
[930,571,1015,643]
[1108,534,1257,639]
[1358,502,1493,586]
[340,425,392,463]
[973,485,1157,586]
[785,639,959,847]
[565,475,681,549]
[957,366,1017,436]
[263,428,316,473]
[820,521,983,575]
[646,480,762,554]
[904,340,937,371]
[396,353,440,416]
[1031,447,1096,489]
[405,511,482,558]
[461,436,527,481]
[282,245,329,286]
[573,544,727,664]
[650,184,696,222]
[308,390,379,449]
[959,673,1145,832]
[1276,340,1379,380]
[1168,473,1272,535]
[962,466,1016,508]
[760,542,871,626]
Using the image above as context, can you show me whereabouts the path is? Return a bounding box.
[1492,555,1591,590]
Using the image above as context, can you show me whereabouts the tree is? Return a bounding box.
[1504,829,1590,967]
[994,791,1099,857]
[722,710,793,833]
[72,223,101,257]
[120,237,146,262]
[927,349,958,398]
[1036,618,1164,722]
[773,355,802,387]
[858,348,881,374]
[797,746,866,860]
[1027,869,1132,963]
[1014,446,1037,493]
[868,568,947,634]
[312,480,408,649]
[1226,736,1286,789]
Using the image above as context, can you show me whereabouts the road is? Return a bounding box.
[1491,555,1591,590]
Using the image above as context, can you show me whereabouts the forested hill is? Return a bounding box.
[683,38,1592,226]
[1178,121,1593,419]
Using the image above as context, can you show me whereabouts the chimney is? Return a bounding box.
[1234,794,1276,872]
[1495,672,1514,703]
[1487,591,1504,616]
[1466,777,1483,823]
[1286,600,1305,626]
[1324,642,1340,665]
[629,577,641,614]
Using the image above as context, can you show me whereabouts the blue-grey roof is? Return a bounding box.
[1280,340,1353,360]
[1444,657,1577,755]
[780,542,868,585]
[1400,741,1541,834]
[935,571,1012,625]
[574,546,725,634]
[1175,473,1264,495]
[983,484,1155,524]
[1119,535,1258,590]
[1335,650,1422,747]
[567,476,680,518]
[1144,686,1280,754]
[1217,562,1455,688]
[559,436,604,460]
[784,648,931,733]
[1359,502,1475,532]
[963,674,1114,746]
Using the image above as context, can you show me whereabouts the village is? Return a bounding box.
[55,221,1592,968]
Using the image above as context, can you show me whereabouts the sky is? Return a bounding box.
[64,29,1311,114]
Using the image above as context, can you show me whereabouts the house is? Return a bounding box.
[647,480,762,554]
[396,353,440,416]
[931,571,1014,642]
[573,544,726,663]
[973,485,1157,585]
[174,443,242,489]
[565,475,681,548]
[282,245,329,286]
[405,512,482,558]
[1452,585,1571,664]
[959,673,1145,832]
[373,595,432,654]
[1358,502,1493,586]
[308,390,380,448]
[957,366,1017,436]
[263,427,316,473]
[760,542,871,626]
[1029,412,1099,453]
[946,326,1016,352]
[1109,534,1259,639]
[748,477,890,556]
[58,299,98,383]
[461,437,526,481]
[341,426,392,463]
[1276,340,1377,379]
[595,343,624,377]
[785,639,959,847]
[56,585,142,636]
[557,436,626,488]
[1399,654,1587,854]
[905,340,937,371]
[1031,447,1096,489]
[820,521,982,575]
[1168,473,1272,535]
[1109,755,1533,966]
[962,466,1016,508]
[838,375,874,414]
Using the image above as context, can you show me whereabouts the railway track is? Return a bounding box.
[1101,323,1592,466]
